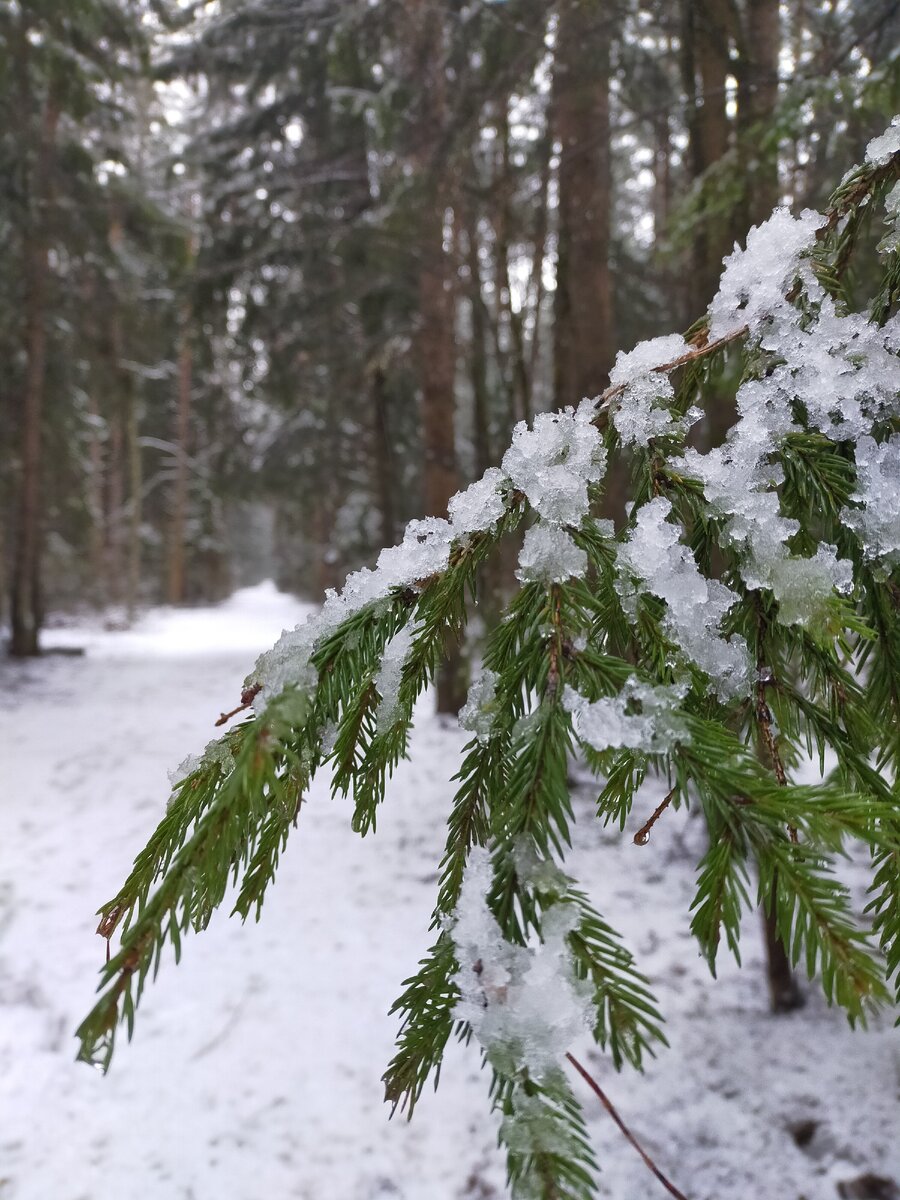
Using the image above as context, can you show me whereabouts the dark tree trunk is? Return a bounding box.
[462,189,492,478]
[371,365,396,550]
[404,0,465,715]
[762,902,805,1013]
[738,0,781,225]
[167,308,192,606]
[9,68,59,657]
[680,0,734,311]
[553,0,615,409]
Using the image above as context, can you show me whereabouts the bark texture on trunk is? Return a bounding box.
[553,0,615,409]
[680,0,734,311]
[404,0,464,714]
[762,902,805,1013]
[167,310,193,606]
[10,70,59,657]
[371,365,396,551]
[738,0,781,224]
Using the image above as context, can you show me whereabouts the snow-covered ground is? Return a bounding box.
[1,582,898,1200]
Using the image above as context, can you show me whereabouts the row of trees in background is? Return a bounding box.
[2,0,899,656]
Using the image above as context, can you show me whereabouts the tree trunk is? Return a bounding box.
[108,210,142,621]
[762,901,805,1013]
[552,0,615,409]
[9,79,59,657]
[553,2,618,523]
[167,310,192,606]
[403,0,464,714]
[126,390,142,621]
[680,0,734,311]
[371,364,395,550]
[738,0,781,225]
[462,190,492,478]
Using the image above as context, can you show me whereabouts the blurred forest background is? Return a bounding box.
[2,0,899,659]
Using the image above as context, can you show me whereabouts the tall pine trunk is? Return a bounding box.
[553,1,617,523]
[167,307,192,606]
[404,0,464,714]
[680,0,733,311]
[738,0,780,224]
[10,67,59,657]
[553,1,615,408]
[371,365,395,551]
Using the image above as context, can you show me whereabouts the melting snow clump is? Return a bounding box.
[866,114,900,165]
[516,523,588,584]
[843,435,900,567]
[251,518,454,706]
[610,334,698,447]
[501,401,606,526]
[449,467,507,535]
[617,498,751,700]
[563,677,688,754]
[707,207,821,341]
[451,848,593,1082]
[167,738,236,793]
[374,623,416,733]
[459,669,500,743]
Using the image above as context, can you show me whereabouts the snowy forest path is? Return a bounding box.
[0,584,504,1200]
[0,582,898,1199]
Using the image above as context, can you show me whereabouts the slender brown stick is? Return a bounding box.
[591,324,750,428]
[215,682,261,727]
[565,1052,690,1200]
[633,786,677,845]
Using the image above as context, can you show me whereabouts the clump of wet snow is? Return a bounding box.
[516,524,587,584]
[167,737,236,789]
[843,435,900,567]
[513,836,569,900]
[865,114,900,165]
[563,677,688,754]
[451,848,593,1082]
[459,668,500,743]
[501,402,606,526]
[879,181,900,255]
[610,334,690,386]
[448,467,508,535]
[610,334,700,447]
[252,517,454,706]
[374,623,416,734]
[168,752,203,788]
[707,207,821,341]
[617,498,751,700]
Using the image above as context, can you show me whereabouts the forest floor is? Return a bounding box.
[1,581,898,1200]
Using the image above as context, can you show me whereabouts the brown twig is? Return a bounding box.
[591,324,750,429]
[755,669,797,841]
[215,682,261,727]
[633,786,677,846]
[565,1053,690,1200]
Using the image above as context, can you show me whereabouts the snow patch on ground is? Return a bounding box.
[1,582,898,1199]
